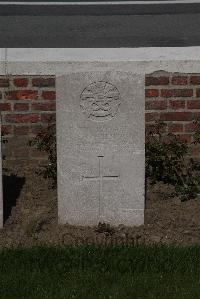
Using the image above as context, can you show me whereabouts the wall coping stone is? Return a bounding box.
[1,48,200,75]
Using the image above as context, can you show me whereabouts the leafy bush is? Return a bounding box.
[193,118,200,145]
[29,123,57,188]
[146,119,200,201]
[30,119,200,201]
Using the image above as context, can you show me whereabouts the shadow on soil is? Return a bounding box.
[3,174,25,224]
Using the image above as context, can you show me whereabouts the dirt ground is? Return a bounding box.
[0,164,200,248]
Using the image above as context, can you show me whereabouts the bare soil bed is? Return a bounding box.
[0,164,200,247]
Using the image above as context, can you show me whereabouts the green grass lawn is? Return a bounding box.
[0,244,200,299]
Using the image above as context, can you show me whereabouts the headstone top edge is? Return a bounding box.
[56,70,143,79]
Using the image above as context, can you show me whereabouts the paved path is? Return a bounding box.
[0,1,200,47]
[1,14,200,47]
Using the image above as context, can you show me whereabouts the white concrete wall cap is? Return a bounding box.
[2,47,200,62]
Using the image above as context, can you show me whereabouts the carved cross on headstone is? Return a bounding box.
[82,156,119,216]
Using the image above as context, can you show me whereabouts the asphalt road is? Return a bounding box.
[0,13,200,48]
[1,1,200,47]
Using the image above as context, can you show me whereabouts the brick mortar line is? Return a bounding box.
[145,109,200,113]
[146,120,197,123]
[2,99,55,103]
[146,96,197,100]
[2,111,55,114]
[145,107,200,113]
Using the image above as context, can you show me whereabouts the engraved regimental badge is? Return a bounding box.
[80,81,121,121]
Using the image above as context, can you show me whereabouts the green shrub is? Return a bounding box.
[29,123,57,188]
[30,118,200,201]
[146,119,200,201]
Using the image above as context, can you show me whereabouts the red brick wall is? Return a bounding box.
[0,76,56,167]
[145,72,200,158]
[0,73,199,167]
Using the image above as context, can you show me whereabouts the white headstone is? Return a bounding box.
[57,71,145,226]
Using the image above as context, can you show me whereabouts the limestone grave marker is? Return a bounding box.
[57,71,145,226]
